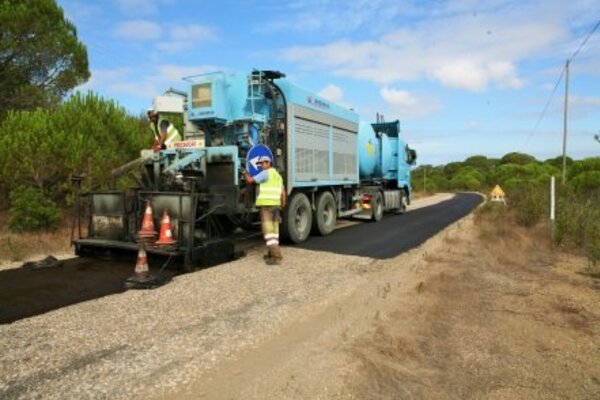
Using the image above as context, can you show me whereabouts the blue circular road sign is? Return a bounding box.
[246,144,274,177]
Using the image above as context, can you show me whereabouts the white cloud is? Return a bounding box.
[113,20,161,41]
[171,25,216,41]
[155,25,217,53]
[380,87,418,107]
[570,95,600,118]
[154,65,222,82]
[467,121,481,130]
[116,0,174,15]
[378,87,442,119]
[257,0,415,35]
[280,1,571,91]
[431,60,522,92]
[318,84,344,103]
[114,21,216,52]
[84,64,223,100]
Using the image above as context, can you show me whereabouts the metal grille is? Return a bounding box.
[296,148,312,174]
[294,117,330,181]
[332,128,356,180]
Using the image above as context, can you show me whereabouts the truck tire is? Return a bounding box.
[313,191,336,236]
[394,190,408,215]
[371,192,383,222]
[399,190,408,214]
[282,192,312,243]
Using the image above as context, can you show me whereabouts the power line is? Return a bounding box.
[524,19,600,148]
[569,19,600,62]
[522,66,565,147]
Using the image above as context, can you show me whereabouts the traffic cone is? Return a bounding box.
[134,243,149,277]
[138,201,157,240]
[156,210,176,246]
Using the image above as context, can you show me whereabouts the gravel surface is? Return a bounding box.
[0,194,452,399]
[0,246,376,399]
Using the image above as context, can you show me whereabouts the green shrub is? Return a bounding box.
[510,185,547,227]
[449,172,481,191]
[0,91,147,203]
[554,190,600,264]
[589,241,600,267]
[8,186,62,232]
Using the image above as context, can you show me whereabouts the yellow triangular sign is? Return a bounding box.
[490,185,505,197]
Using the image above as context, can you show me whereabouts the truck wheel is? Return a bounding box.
[282,192,312,243]
[371,192,383,222]
[313,191,336,236]
[395,190,408,215]
[399,190,408,214]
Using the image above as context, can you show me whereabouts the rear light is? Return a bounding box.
[361,194,372,210]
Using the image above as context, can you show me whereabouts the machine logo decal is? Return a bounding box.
[307,96,330,109]
[366,139,376,155]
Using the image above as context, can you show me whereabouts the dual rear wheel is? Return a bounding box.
[282,191,337,243]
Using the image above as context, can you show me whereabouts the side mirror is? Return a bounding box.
[406,147,417,165]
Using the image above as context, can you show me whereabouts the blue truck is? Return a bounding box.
[72,70,417,270]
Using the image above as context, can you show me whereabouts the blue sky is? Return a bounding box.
[58,0,600,165]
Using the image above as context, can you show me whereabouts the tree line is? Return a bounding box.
[412,153,600,266]
[0,0,152,230]
[411,153,600,194]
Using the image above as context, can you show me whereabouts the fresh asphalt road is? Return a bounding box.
[298,193,483,259]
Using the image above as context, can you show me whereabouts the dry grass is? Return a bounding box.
[0,212,72,264]
[344,207,600,400]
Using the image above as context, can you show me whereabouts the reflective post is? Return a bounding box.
[550,176,556,248]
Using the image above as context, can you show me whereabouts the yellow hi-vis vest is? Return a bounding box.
[149,121,160,139]
[164,123,182,145]
[256,168,283,206]
[149,120,182,144]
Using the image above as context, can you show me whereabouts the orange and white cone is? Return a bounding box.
[134,243,149,277]
[156,210,176,246]
[138,200,157,239]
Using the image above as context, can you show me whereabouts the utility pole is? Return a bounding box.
[561,59,570,185]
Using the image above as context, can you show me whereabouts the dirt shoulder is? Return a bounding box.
[2,197,598,399]
[172,209,600,400]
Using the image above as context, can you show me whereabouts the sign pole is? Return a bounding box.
[550,176,556,248]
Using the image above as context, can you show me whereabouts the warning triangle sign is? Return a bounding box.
[490,185,505,197]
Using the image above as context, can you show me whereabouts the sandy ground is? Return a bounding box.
[2,194,599,399]
[171,208,600,400]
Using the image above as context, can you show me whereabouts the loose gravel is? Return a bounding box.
[0,245,378,399]
[0,194,453,399]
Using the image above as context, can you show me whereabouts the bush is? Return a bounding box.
[555,190,600,255]
[589,242,600,267]
[8,186,62,232]
[0,91,147,203]
[510,185,547,227]
[449,171,481,191]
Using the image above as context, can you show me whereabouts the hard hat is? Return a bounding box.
[259,155,271,163]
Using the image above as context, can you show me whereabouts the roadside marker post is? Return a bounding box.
[550,176,556,248]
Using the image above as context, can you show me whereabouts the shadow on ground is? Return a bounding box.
[0,256,172,324]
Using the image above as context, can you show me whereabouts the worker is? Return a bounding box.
[243,156,286,265]
[147,109,162,151]
[158,119,182,149]
[147,110,182,151]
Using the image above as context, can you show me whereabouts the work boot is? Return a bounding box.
[265,257,281,266]
[268,245,282,259]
